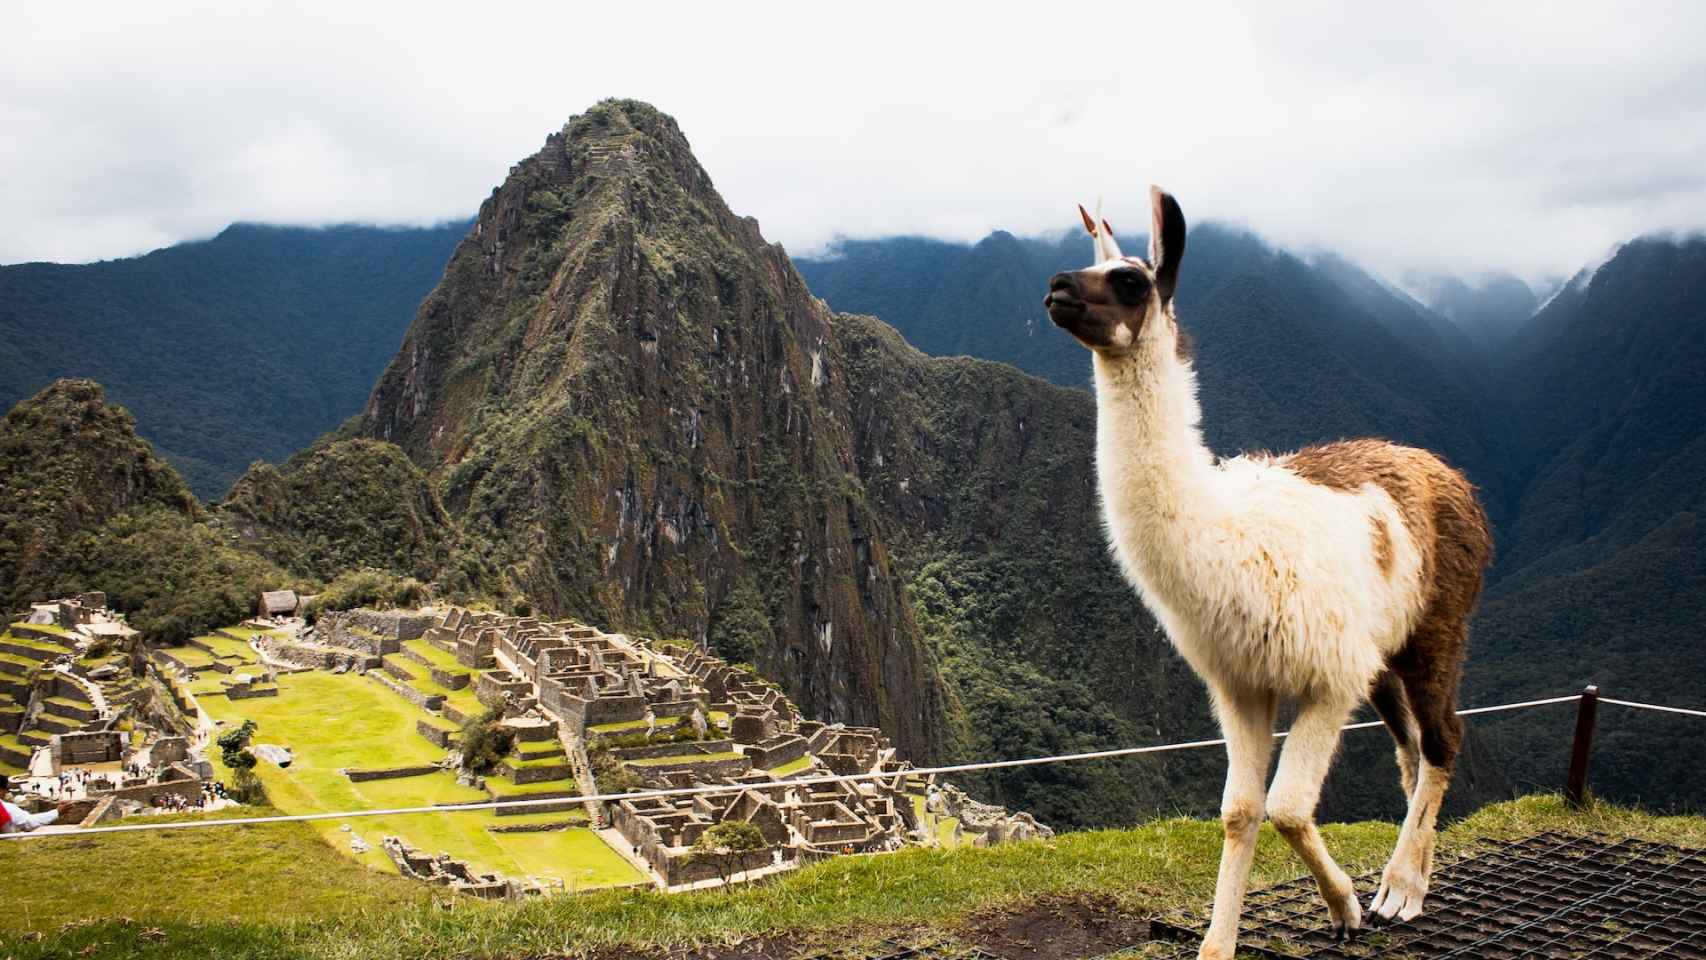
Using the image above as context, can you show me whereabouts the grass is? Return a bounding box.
[11,620,73,638]
[157,645,218,668]
[191,633,261,661]
[588,717,654,734]
[197,669,641,891]
[765,754,814,776]
[1,632,75,655]
[3,796,1701,959]
[400,638,470,676]
[0,651,40,674]
[398,668,483,716]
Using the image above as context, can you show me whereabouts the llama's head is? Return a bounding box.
[1044,186,1186,357]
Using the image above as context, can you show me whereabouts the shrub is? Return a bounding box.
[685,820,767,884]
[304,569,427,624]
[457,707,515,774]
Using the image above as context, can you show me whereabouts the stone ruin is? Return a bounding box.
[610,769,920,887]
[926,782,1056,846]
[381,836,548,899]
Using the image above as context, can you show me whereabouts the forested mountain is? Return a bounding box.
[2,101,1701,826]
[803,226,1706,815]
[346,100,1260,824]
[0,221,466,498]
[798,225,1503,521]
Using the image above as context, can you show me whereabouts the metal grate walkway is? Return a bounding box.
[1151,832,1706,958]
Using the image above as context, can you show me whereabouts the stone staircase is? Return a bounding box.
[560,722,607,828]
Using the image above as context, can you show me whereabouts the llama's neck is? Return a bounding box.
[1092,343,1220,554]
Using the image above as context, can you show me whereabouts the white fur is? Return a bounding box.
[1085,278,1433,958]
[1092,317,1429,704]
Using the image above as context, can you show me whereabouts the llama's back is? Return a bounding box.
[1282,438,1493,625]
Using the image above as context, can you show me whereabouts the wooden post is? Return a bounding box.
[1565,684,1601,810]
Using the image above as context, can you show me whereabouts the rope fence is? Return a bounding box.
[0,688,1695,841]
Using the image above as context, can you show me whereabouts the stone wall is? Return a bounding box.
[97,776,206,807]
[745,734,807,769]
[417,719,456,749]
[54,730,122,764]
[345,764,442,782]
[612,738,735,761]
[626,756,751,780]
[369,671,444,711]
[316,609,433,656]
[254,634,379,672]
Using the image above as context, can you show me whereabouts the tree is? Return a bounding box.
[686,820,767,885]
[457,706,515,774]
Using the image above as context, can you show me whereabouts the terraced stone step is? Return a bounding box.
[0,733,30,768]
[18,729,52,748]
[43,695,99,722]
[516,743,566,762]
[487,787,582,816]
[7,624,78,647]
[499,757,575,784]
[32,712,87,736]
[0,675,29,700]
[0,637,68,662]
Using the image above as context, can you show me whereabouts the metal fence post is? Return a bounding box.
[1565,684,1601,810]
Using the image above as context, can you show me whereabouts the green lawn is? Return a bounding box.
[400,638,469,675]
[1,632,74,655]
[191,633,261,661]
[199,669,640,891]
[589,716,654,734]
[10,620,72,638]
[397,668,483,717]
[3,796,1701,960]
[217,626,291,643]
[158,645,218,668]
[765,755,814,776]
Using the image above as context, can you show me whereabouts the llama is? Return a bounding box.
[1043,188,1492,960]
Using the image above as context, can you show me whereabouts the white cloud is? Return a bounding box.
[4,0,1704,280]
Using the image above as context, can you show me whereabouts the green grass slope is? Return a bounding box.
[0,796,1697,959]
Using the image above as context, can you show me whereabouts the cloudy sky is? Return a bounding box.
[5,1,1704,282]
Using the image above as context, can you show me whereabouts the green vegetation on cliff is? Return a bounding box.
[0,380,200,612]
[220,436,460,584]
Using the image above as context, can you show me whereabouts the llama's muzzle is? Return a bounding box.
[1044,273,1085,325]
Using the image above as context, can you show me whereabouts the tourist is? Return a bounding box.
[0,776,73,834]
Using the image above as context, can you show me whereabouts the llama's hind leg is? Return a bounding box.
[1200,685,1278,960]
[1368,670,1421,799]
[1372,650,1464,923]
[1267,694,1362,940]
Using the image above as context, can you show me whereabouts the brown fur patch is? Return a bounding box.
[1285,438,1494,769]
[1371,514,1394,578]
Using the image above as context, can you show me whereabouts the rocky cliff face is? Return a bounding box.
[362,101,952,758]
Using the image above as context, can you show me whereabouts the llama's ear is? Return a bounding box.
[1148,186,1186,303]
[1078,203,1123,261]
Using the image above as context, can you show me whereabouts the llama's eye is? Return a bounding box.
[1108,269,1149,305]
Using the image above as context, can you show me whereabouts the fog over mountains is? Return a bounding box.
[3,104,1703,823]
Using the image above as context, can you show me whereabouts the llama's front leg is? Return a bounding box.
[1199,686,1277,960]
[1371,758,1450,923]
[1267,695,1362,940]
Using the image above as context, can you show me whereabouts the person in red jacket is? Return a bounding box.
[1,776,73,834]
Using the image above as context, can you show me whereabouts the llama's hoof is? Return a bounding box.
[1327,886,1363,940]
[1371,871,1428,924]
